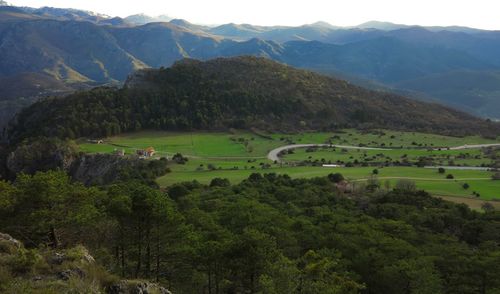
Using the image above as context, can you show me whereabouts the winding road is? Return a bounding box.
[267,143,500,171]
[440,143,500,150]
[267,144,390,162]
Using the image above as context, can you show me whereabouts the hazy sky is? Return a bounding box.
[7,0,500,29]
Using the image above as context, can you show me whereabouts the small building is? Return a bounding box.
[145,147,156,157]
[88,139,104,144]
[136,147,156,158]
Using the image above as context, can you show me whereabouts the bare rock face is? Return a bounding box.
[70,153,141,186]
[6,138,79,175]
[5,138,146,185]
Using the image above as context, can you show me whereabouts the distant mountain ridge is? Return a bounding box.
[1,4,500,126]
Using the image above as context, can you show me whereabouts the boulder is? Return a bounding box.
[0,232,21,253]
[57,268,85,281]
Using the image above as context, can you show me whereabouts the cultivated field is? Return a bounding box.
[78,129,500,206]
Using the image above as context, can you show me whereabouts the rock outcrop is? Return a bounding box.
[70,153,141,185]
[6,138,79,175]
[108,280,172,294]
[0,232,21,253]
[0,232,172,293]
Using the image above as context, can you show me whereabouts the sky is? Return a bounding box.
[7,0,500,29]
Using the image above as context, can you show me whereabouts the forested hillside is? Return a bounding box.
[8,57,498,143]
[1,171,499,293]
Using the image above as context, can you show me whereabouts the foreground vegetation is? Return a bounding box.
[1,170,499,293]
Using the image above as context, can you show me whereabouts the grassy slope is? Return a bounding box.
[78,129,500,201]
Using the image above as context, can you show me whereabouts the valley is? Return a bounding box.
[2,2,500,292]
[77,129,500,207]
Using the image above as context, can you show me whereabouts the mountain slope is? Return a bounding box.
[279,37,491,83]
[108,22,223,68]
[0,19,147,82]
[8,57,498,143]
[396,70,500,118]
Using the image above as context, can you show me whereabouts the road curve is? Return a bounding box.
[443,143,500,150]
[267,144,390,162]
[424,166,494,171]
[267,142,500,163]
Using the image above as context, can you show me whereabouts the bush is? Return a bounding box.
[438,167,446,174]
[210,178,231,187]
[328,173,344,183]
[372,169,379,175]
[446,174,454,179]
[172,153,188,164]
[462,183,470,190]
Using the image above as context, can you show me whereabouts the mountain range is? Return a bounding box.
[1,3,500,127]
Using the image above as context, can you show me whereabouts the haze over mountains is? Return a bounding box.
[1,2,500,126]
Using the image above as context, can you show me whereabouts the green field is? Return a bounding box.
[285,147,492,166]
[77,129,500,203]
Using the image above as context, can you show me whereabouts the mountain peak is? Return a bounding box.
[124,13,172,25]
[310,21,337,29]
[356,20,408,30]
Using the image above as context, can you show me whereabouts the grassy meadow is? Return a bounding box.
[77,129,500,205]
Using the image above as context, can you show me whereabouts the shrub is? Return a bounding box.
[438,167,446,174]
[172,153,188,164]
[328,173,344,183]
[210,178,231,187]
[9,248,42,274]
[462,183,470,190]
[446,174,454,179]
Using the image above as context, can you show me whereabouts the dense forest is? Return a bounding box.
[1,170,499,293]
[7,57,499,144]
